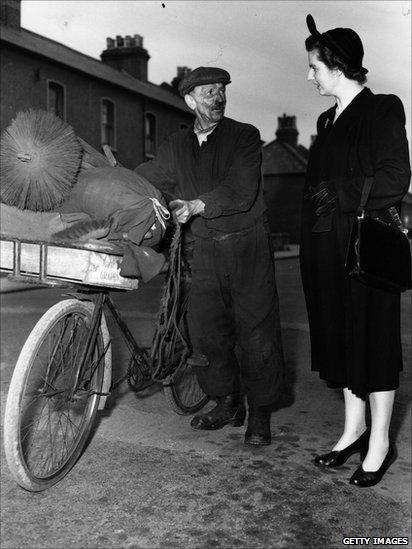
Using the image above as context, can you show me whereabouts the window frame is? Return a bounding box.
[46,79,66,120]
[144,112,157,160]
[100,97,117,151]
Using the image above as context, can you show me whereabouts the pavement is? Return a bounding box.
[0,254,411,549]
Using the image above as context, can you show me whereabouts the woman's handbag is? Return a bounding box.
[345,176,412,293]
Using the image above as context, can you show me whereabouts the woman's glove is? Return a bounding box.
[304,181,336,233]
[307,182,336,217]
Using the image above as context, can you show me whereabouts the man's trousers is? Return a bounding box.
[187,220,285,406]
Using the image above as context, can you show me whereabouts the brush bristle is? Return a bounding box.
[0,110,83,211]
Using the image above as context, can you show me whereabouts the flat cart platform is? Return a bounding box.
[0,234,139,290]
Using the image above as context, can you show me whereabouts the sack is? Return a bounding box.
[345,177,412,293]
[58,166,168,248]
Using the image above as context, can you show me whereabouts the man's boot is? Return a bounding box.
[244,405,272,445]
[190,393,246,430]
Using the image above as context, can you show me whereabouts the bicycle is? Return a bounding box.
[1,231,208,492]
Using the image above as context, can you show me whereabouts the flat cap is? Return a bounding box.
[178,67,231,97]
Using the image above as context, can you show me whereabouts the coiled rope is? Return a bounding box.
[150,221,191,381]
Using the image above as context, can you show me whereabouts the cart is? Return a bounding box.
[1,233,208,492]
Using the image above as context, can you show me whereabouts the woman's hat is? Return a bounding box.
[306,14,368,74]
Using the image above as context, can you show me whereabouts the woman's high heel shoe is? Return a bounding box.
[349,445,396,487]
[314,429,369,467]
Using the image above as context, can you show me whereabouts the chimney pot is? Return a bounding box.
[278,114,297,129]
[276,114,299,146]
[101,32,150,81]
[134,34,143,47]
[177,66,191,78]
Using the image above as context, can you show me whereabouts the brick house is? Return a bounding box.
[0,0,194,169]
[262,115,309,243]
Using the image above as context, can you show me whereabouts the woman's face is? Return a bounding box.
[307,50,339,96]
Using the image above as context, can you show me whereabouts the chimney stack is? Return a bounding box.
[170,66,191,92]
[101,34,150,81]
[176,66,191,79]
[0,0,21,28]
[276,114,299,147]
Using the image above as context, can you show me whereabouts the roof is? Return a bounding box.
[0,25,192,114]
[262,139,308,175]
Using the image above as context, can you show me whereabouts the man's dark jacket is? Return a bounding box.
[135,116,266,237]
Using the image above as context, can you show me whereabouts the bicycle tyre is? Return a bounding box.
[4,299,110,491]
[163,361,209,415]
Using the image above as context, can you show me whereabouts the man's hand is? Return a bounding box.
[169,199,205,224]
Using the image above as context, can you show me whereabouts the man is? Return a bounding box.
[136,66,285,445]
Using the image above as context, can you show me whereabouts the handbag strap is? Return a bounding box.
[356,95,408,232]
[355,95,385,218]
[357,176,374,217]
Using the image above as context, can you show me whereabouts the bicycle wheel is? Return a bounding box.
[4,299,110,491]
[163,360,209,415]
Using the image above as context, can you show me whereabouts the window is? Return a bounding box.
[47,81,65,119]
[101,98,116,149]
[144,113,156,159]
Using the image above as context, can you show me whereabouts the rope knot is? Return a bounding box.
[149,197,170,229]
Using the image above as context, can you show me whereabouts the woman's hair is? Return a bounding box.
[305,35,367,84]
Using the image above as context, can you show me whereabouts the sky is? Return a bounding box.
[20,0,411,150]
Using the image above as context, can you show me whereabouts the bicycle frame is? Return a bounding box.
[1,234,152,394]
[67,289,153,396]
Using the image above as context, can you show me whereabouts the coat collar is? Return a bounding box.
[323,87,373,129]
[337,87,372,116]
[186,117,228,148]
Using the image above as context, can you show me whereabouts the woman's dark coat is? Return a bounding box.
[300,87,411,397]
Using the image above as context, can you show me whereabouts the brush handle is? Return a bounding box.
[102,144,118,167]
[17,153,32,162]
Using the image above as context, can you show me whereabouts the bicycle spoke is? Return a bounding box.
[41,316,71,391]
[47,399,56,473]
[60,415,71,466]
[28,401,54,477]
[20,393,51,444]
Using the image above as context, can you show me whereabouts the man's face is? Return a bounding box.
[187,83,226,124]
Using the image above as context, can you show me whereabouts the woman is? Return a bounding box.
[300,15,410,487]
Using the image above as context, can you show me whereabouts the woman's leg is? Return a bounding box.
[333,388,367,451]
[362,390,395,471]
